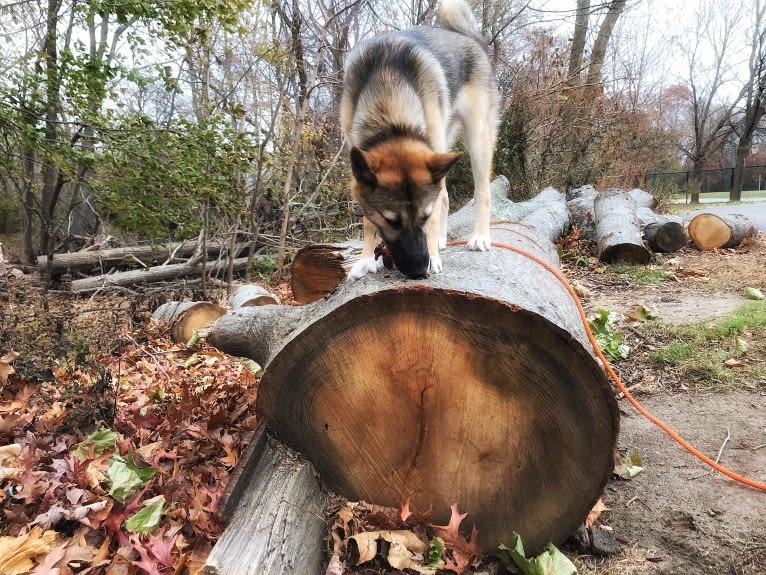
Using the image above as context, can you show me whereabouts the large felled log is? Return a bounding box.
[594,189,651,263]
[37,240,225,275]
[687,212,759,250]
[637,208,688,253]
[206,222,619,559]
[227,284,279,308]
[291,241,363,304]
[70,257,256,293]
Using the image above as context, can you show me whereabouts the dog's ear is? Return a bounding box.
[427,151,463,182]
[350,147,379,185]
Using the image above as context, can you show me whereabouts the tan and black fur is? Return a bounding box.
[341,0,498,279]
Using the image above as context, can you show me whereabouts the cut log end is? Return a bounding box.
[152,301,226,342]
[598,243,651,264]
[643,221,687,253]
[256,289,619,554]
[688,212,758,250]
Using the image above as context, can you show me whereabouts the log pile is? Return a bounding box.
[687,212,759,250]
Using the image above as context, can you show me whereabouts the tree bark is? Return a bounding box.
[204,424,328,575]
[205,221,619,555]
[227,284,279,308]
[593,189,651,263]
[687,212,759,250]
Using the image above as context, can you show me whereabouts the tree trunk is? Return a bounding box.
[70,256,255,293]
[566,185,598,239]
[594,189,651,263]
[687,212,759,250]
[637,208,687,253]
[37,240,226,275]
[205,222,619,556]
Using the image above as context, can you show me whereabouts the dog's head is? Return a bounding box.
[349,138,462,279]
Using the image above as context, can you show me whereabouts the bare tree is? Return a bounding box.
[731,0,766,201]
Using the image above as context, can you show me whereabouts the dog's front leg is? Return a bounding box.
[427,186,446,273]
[348,216,384,280]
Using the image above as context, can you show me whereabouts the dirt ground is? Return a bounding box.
[1,234,765,574]
[568,237,766,575]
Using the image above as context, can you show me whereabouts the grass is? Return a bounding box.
[666,189,766,207]
[606,262,670,285]
[646,301,766,389]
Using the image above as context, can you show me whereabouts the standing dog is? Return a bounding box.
[340,0,498,280]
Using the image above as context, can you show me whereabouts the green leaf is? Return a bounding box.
[744,287,764,300]
[735,336,748,356]
[427,537,445,568]
[588,309,630,360]
[614,449,644,479]
[124,495,165,535]
[240,358,263,377]
[107,454,157,503]
[73,428,119,460]
[497,533,577,575]
[631,304,658,321]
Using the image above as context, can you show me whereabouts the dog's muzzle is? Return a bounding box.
[382,231,430,279]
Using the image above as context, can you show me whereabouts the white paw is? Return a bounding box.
[429,254,443,274]
[348,257,383,280]
[467,234,492,252]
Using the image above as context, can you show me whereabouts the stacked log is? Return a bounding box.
[687,212,759,250]
[637,208,687,253]
[594,189,651,263]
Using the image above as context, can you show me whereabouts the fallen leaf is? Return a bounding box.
[744,287,764,300]
[124,495,165,535]
[735,336,748,356]
[614,449,644,479]
[349,530,427,567]
[724,358,744,368]
[0,350,20,384]
[628,304,658,322]
[325,553,343,575]
[430,504,481,573]
[0,527,58,575]
[497,533,577,575]
[585,499,610,528]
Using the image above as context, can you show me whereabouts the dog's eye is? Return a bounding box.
[383,215,402,228]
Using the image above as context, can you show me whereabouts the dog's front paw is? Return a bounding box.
[429,254,443,274]
[467,234,492,252]
[348,256,383,280]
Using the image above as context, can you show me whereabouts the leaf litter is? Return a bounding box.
[0,319,260,574]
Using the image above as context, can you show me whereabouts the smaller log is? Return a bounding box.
[627,188,658,210]
[228,284,279,308]
[594,189,651,264]
[153,301,226,342]
[70,257,255,293]
[204,424,327,575]
[291,241,362,304]
[637,208,688,253]
[687,212,759,250]
[37,240,226,275]
[566,186,598,239]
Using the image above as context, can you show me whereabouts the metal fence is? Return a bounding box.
[635,165,766,196]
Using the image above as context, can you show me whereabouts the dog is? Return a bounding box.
[340,0,498,279]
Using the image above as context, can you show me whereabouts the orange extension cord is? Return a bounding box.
[447,239,766,493]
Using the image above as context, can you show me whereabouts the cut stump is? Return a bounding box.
[637,208,688,253]
[687,212,759,250]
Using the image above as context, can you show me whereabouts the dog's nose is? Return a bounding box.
[394,253,430,279]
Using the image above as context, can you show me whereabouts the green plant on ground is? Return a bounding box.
[607,263,670,285]
[588,309,630,360]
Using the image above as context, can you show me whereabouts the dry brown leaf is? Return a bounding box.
[585,498,610,528]
[349,530,427,566]
[0,527,58,575]
[0,350,20,384]
[324,553,343,575]
[0,443,22,480]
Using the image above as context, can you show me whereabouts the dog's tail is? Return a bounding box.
[438,0,485,45]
